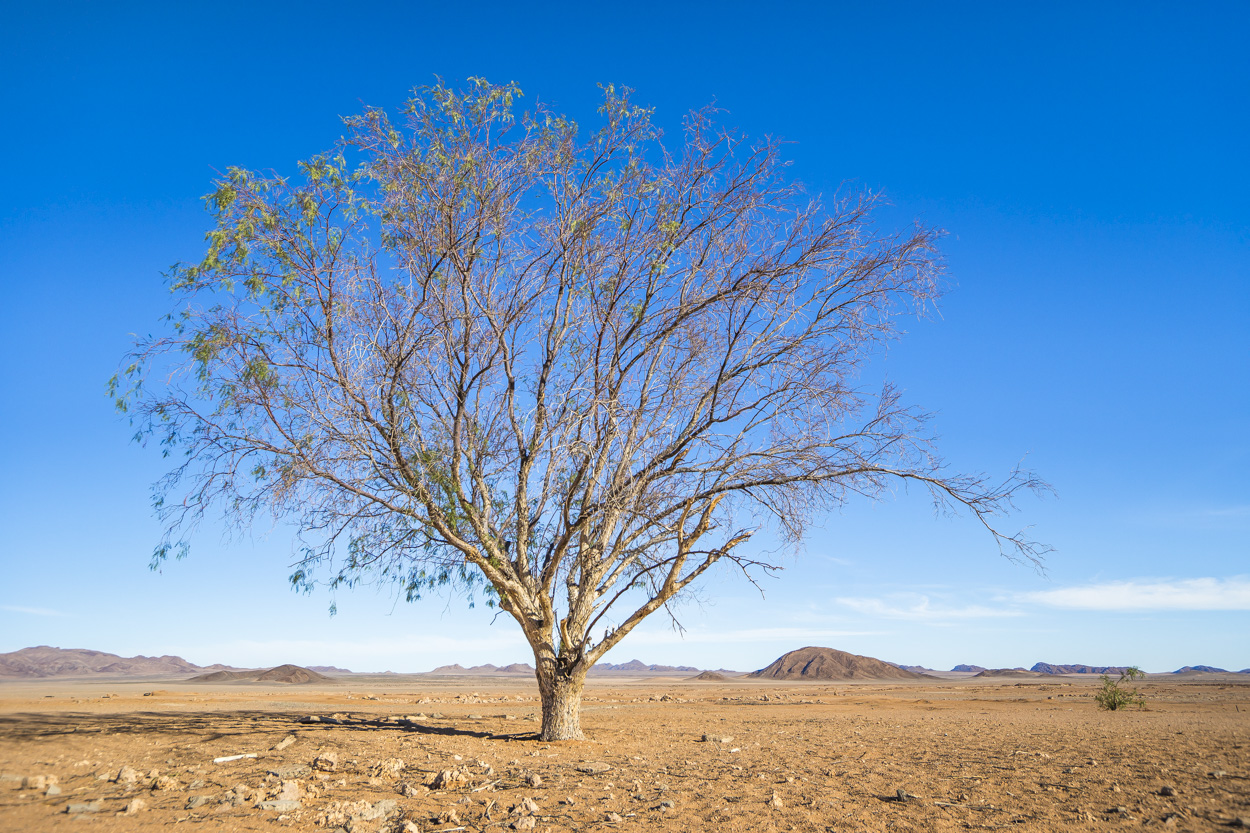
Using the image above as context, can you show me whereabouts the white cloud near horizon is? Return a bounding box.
[1,604,65,617]
[1022,577,1250,611]
[834,593,1022,621]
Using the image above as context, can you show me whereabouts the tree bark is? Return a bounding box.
[535,659,587,741]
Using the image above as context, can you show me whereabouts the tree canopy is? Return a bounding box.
[115,78,1047,739]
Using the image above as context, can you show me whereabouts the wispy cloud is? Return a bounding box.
[834,593,1021,620]
[1,604,65,617]
[1202,505,1250,519]
[1022,577,1250,611]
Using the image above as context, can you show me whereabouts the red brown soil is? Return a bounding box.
[1,675,1246,831]
[750,646,924,681]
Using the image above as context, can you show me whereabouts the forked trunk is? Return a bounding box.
[535,663,587,741]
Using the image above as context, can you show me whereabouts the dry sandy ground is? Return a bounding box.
[0,675,1246,832]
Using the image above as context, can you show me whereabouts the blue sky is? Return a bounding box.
[1,2,1246,674]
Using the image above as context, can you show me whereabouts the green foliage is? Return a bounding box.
[1094,666,1146,710]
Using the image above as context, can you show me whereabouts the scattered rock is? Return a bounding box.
[317,799,399,828]
[576,761,612,774]
[1232,817,1250,828]
[435,809,460,824]
[1160,785,1178,796]
[268,764,312,779]
[185,795,211,810]
[655,799,676,810]
[768,791,784,809]
[272,734,297,751]
[151,775,180,791]
[275,780,300,801]
[372,758,406,778]
[120,797,146,815]
[113,765,141,784]
[523,772,543,787]
[46,784,62,796]
[65,800,103,814]
[399,822,422,833]
[702,733,734,743]
[605,811,623,823]
[518,796,541,815]
[398,782,425,798]
[896,788,919,802]
[258,799,301,811]
[431,769,466,789]
[512,816,536,830]
[312,752,339,772]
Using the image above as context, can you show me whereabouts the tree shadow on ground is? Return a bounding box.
[0,711,532,743]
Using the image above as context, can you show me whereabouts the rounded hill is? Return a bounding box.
[749,647,924,681]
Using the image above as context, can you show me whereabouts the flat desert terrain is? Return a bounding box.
[1,675,1246,831]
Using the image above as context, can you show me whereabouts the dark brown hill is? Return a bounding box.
[749,647,924,681]
[188,664,329,684]
[690,670,728,681]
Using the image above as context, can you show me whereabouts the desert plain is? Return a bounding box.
[1,673,1246,832]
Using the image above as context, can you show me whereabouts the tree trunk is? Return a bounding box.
[535,662,586,741]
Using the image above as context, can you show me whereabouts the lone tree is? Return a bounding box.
[115,79,1046,740]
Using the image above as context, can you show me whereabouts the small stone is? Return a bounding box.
[300,715,321,723]
[512,816,536,830]
[768,791,784,809]
[896,789,918,802]
[258,799,302,811]
[605,812,623,823]
[273,735,297,751]
[276,781,300,801]
[1211,770,1228,778]
[121,798,147,815]
[400,822,422,833]
[152,775,180,791]
[524,772,542,787]
[656,799,676,810]
[312,752,339,772]
[114,765,142,784]
[576,761,612,774]
[431,769,464,789]
[268,764,312,779]
[46,785,62,797]
[66,800,103,814]
[702,734,734,744]
[468,713,484,719]
[398,782,425,798]
[1160,785,1178,796]
[374,758,406,778]
[1232,817,1250,828]
[186,795,211,810]
[519,796,540,814]
[22,775,55,790]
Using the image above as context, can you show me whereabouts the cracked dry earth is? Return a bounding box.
[0,677,1247,832]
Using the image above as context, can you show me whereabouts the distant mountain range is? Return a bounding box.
[2,646,1245,679]
[0,646,246,678]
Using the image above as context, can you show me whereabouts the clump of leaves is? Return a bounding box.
[1094,666,1146,710]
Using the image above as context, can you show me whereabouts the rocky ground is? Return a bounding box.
[0,675,1246,831]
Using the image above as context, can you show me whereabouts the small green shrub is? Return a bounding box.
[1095,666,1146,710]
